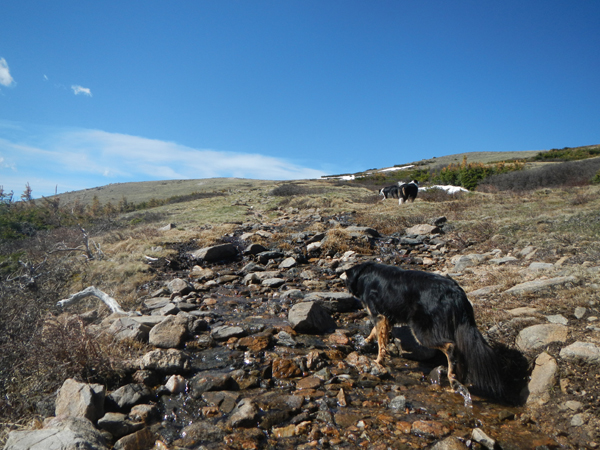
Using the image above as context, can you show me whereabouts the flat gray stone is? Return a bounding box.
[560,341,600,364]
[516,324,568,351]
[505,276,577,295]
[546,314,568,325]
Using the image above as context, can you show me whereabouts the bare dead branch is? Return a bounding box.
[57,286,125,313]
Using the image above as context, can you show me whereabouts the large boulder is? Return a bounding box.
[190,244,238,262]
[55,379,105,422]
[4,417,108,450]
[140,348,190,374]
[288,301,337,333]
[148,315,188,348]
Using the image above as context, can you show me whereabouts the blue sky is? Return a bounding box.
[1,1,599,198]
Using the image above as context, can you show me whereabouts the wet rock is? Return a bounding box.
[345,352,372,373]
[165,374,187,394]
[411,420,449,438]
[275,330,297,347]
[106,384,152,411]
[112,427,155,450]
[471,428,496,449]
[515,324,568,351]
[504,276,577,295]
[128,404,157,424]
[560,341,600,364]
[296,376,321,390]
[336,388,347,407]
[189,372,237,398]
[97,412,144,439]
[148,315,188,348]
[272,424,296,438]
[288,301,337,333]
[388,395,407,411]
[211,325,246,340]
[202,391,240,413]
[229,398,259,428]
[525,352,557,405]
[237,331,273,351]
[55,378,105,422]
[431,436,468,450]
[272,358,302,379]
[333,411,361,428]
[190,243,238,262]
[174,421,225,447]
[140,348,190,374]
[4,417,108,450]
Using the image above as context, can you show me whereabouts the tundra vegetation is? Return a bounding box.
[1,147,600,448]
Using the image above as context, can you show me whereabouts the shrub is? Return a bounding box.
[480,158,600,191]
[532,145,600,162]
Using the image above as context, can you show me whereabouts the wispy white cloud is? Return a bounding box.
[0,58,15,87]
[71,85,92,96]
[0,123,327,198]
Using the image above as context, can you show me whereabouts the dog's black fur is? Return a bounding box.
[398,180,418,204]
[345,261,505,400]
[379,185,399,199]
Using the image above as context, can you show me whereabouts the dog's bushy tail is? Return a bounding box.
[456,322,505,400]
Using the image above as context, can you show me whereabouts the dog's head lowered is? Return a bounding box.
[344,261,376,297]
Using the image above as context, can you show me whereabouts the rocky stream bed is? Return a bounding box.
[5,210,600,450]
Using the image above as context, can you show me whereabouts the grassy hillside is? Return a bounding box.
[46,144,600,207]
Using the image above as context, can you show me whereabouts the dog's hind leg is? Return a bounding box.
[373,315,391,364]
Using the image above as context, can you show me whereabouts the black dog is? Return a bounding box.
[379,185,399,200]
[345,261,504,399]
[398,180,418,204]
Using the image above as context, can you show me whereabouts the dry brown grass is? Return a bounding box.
[320,227,373,256]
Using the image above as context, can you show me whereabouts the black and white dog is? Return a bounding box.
[398,180,418,204]
[379,185,399,200]
[345,261,505,400]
